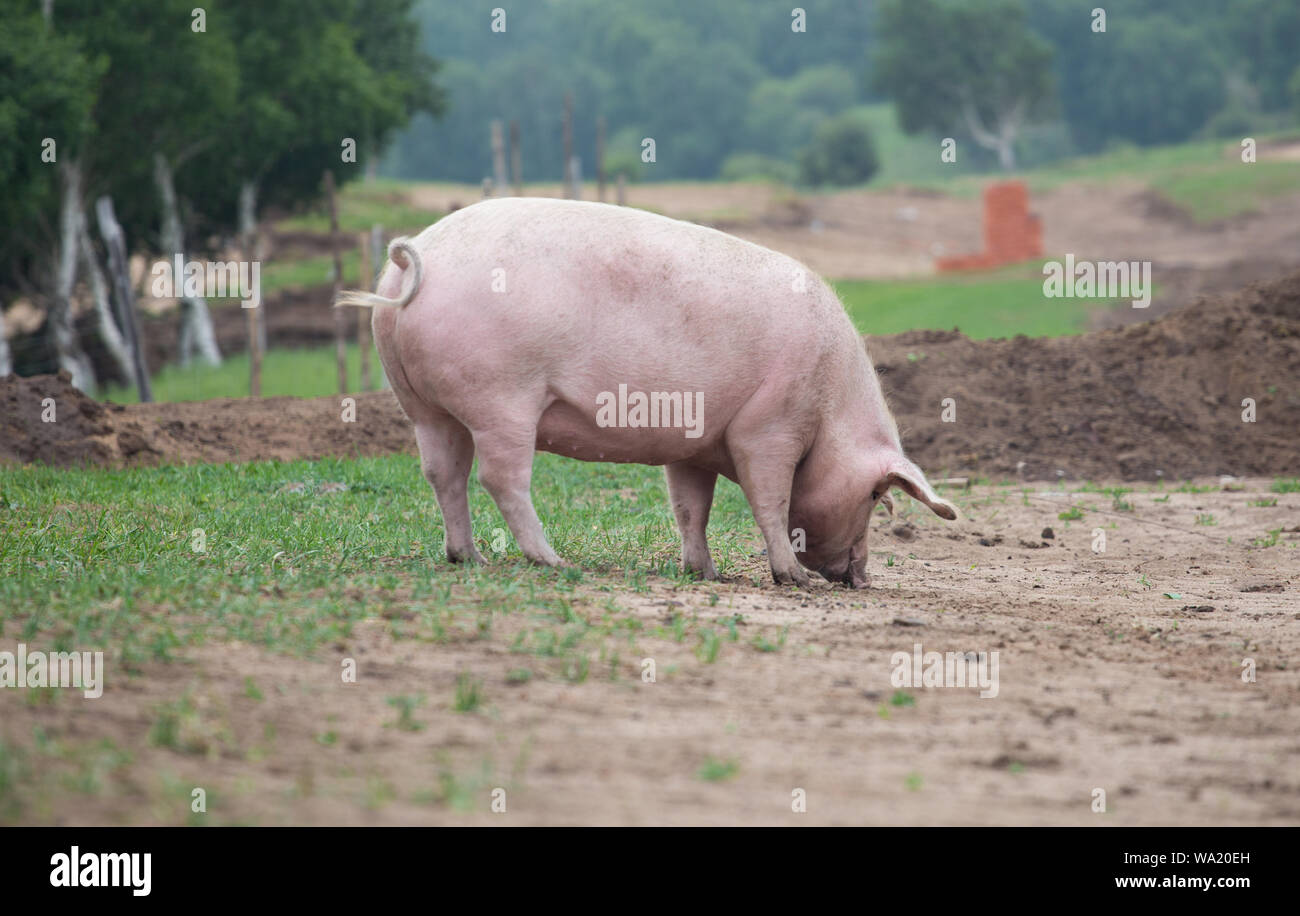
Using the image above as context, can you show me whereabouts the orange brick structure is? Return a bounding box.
[935,180,1042,272]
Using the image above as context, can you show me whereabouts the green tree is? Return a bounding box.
[798,111,879,187]
[744,65,857,162]
[874,0,1054,170]
[0,6,100,298]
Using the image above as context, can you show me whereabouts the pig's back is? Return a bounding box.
[396,198,863,417]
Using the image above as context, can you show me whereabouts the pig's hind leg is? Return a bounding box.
[665,463,719,580]
[413,416,486,566]
[471,419,564,568]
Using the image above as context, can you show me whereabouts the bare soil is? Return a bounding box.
[4,479,1296,825]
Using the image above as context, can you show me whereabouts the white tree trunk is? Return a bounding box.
[961,99,1022,172]
[77,207,135,383]
[154,151,221,367]
[52,159,96,391]
[96,195,153,402]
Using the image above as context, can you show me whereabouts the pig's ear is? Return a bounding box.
[881,457,958,520]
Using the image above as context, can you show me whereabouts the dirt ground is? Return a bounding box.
[4,477,1296,826]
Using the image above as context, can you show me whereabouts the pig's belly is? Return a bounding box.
[534,397,721,468]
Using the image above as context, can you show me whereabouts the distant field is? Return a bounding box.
[835,263,1126,340]
[913,134,1300,222]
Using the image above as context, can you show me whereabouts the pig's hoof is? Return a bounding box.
[448,547,487,565]
[773,566,811,588]
[684,561,719,581]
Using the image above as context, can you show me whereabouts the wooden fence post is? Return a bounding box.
[491,120,507,192]
[370,224,389,390]
[357,231,372,391]
[510,120,522,196]
[325,169,347,395]
[562,92,574,198]
[596,115,606,203]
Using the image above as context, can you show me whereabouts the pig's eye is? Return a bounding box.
[871,490,882,501]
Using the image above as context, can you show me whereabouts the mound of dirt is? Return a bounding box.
[0,372,410,468]
[3,271,1299,479]
[870,270,1300,480]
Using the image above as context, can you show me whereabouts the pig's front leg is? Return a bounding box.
[730,440,809,588]
[472,425,564,567]
[665,462,719,580]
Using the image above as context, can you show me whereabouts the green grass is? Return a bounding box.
[834,262,1122,339]
[1150,160,1300,223]
[697,756,739,782]
[101,343,382,403]
[0,452,783,668]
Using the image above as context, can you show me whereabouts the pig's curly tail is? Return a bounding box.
[332,237,422,310]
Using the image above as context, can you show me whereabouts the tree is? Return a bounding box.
[797,111,879,187]
[0,2,103,388]
[874,0,1054,170]
[1029,2,1227,153]
[744,65,857,162]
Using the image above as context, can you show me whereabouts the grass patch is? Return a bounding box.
[697,756,740,782]
[0,453,761,667]
[834,263,1119,339]
[100,343,381,404]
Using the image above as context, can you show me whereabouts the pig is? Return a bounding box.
[335,198,956,587]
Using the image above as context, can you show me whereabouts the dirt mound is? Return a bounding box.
[871,269,1300,480]
[3,272,1299,479]
[0,372,410,468]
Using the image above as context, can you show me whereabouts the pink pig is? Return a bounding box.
[336,198,956,587]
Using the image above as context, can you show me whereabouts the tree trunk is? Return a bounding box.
[154,152,221,367]
[995,139,1016,171]
[96,196,153,402]
[77,207,134,384]
[52,159,96,391]
[962,98,1021,172]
